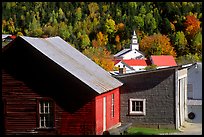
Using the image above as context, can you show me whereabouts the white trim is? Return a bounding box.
[178,74,187,80]
[129,99,146,115]
[39,101,53,128]
[111,94,114,118]
[103,97,106,131]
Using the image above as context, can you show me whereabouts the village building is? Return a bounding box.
[114,30,145,60]
[186,62,202,123]
[2,34,16,42]
[2,36,123,135]
[113,66,188,130]
[150,55,177,69]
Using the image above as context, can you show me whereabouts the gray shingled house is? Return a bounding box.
[113,66,188,129]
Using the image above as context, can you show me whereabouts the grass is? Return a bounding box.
[127,127,179,135]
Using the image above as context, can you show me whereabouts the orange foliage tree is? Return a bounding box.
[92,31,108,48]
[184,15,201,38]
[140,34,176,57]
[82,47,114,71]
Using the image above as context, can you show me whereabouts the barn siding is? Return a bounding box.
[60,100,96,135]
[2,69,97,135]
[95,88,120,135]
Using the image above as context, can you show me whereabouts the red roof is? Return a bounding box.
[10,35,16,39]
[150,55,177,66]
[114,59,122,65]
[123,59,149,66]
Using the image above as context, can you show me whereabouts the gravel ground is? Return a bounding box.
[160,122,202,135]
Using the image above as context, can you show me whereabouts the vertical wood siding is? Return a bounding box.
[95,88,120,135]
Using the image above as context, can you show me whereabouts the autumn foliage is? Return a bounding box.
[82,47,114,71]
[92,31,108,48]
[140,34,176,57]
[184,15,201,38]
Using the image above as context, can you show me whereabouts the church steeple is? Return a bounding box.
[130,30,139,50]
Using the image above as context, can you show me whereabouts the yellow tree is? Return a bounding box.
[140,34,176,57]
[82,47,114,71]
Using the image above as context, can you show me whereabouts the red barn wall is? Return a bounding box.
[95,88,120,135]
[2,42,98,135]
[2,69,96,135]
[2,69,53,135]
[59,100,96,135]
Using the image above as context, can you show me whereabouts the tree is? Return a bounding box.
[173,31,188,56]
[80,34,91,50]
[140,34,176,57]
[176,53,202,65]
[133,16,144,31]
[75,7,82,21]
[105,18,116,35]
[7,18,15,34]
[144,12,157,35]
[58,22,71,40]
[191,31,202,55]
[184,15,201,38]
[88,2,99,18]
[96,31,108,47]
[144,64,157,70]
[82,47,114,71]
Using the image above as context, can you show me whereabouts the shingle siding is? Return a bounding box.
[116,69,176,128]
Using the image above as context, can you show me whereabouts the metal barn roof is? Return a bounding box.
[8,36,123,94]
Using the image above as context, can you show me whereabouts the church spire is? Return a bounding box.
[130,30,139,50]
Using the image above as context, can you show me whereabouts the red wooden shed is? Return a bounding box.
[2,36,123,135]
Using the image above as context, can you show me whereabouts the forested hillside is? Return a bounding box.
[2,2,202,70]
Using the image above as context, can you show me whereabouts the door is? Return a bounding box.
[103,97,106,131]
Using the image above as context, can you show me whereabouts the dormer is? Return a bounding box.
[130,30,139,51]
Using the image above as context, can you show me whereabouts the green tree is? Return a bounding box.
[173,31,188,56]
[27,15,43,36]
[144,64,157,70]
[80,34,91,50]
[144,13,157,35]
[75,7,82,21]
[191,31,202,55]
[58,22,71,40]
[105,18,116,35]
[176,53,202,65]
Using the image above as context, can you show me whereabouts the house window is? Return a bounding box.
[38,100,54,128]
[111,94,114,118]
[129,99,146,115]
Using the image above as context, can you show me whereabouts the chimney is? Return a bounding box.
[119,65,126,74]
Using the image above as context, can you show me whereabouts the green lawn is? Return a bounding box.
[127,127,180,135]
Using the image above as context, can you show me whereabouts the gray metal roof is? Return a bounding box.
[18,36,123,94]
[114,49,131,57]
[2,34,12,39]
[187,99,202,106]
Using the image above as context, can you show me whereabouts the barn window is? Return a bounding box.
[111,94,114,118]
[38,100,54,128]
[129,99,146,115]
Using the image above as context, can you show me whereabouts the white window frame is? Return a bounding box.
[129,98,146,115]
[39,100,54,128]
[111,94,114,118]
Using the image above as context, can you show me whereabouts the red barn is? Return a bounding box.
[2,36,123,135]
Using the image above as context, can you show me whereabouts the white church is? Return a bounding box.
[114,30,145,60]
